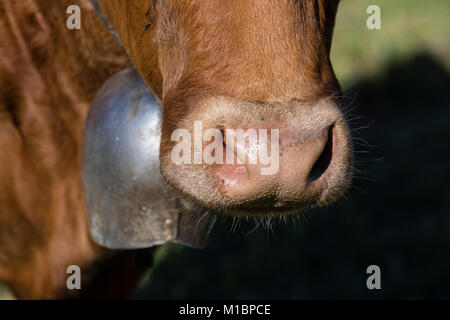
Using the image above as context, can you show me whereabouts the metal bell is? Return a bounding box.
[82,68,209,249]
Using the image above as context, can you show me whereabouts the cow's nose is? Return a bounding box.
[160,97,352,215]
[214,123,336,204]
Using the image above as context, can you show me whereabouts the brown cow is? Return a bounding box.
[0,0,351,299]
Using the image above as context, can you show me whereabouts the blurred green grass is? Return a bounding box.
[0,284,15,300]
[331,0,450,88]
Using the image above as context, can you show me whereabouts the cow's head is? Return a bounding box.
[98,0,352,216]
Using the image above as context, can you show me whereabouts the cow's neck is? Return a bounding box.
[0,0,130,165]
[0,1,132,297]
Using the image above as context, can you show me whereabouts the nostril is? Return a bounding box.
[308,124,334,182]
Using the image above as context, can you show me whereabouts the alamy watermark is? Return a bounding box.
[66,265,81,290]
[366,265,382,290]
[171,121,280,176]
[367,5,382,30]
[66,5,81,30]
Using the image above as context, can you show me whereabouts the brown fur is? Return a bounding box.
[0,0,344,298]
[0,0,130,298]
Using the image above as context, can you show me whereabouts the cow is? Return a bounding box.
[0,0,352,299]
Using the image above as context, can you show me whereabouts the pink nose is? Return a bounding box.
[214,123,335,203]
[160,97,353,215]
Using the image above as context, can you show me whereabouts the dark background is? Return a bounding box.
[131,0,450,299]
